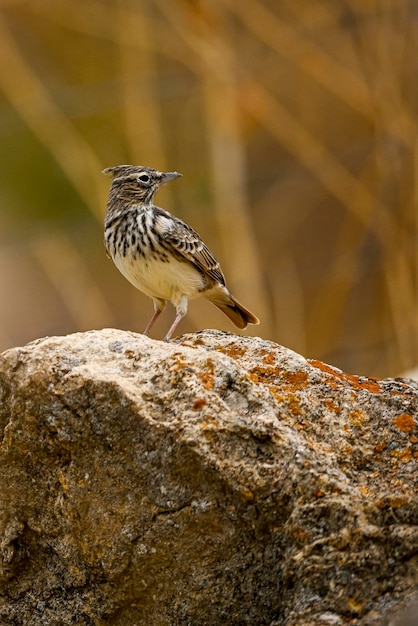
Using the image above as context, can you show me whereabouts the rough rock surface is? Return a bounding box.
[0,328,417,625]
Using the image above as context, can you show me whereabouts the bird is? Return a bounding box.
[103,165,259,341]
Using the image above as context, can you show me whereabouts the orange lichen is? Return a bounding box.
[262,353,276,365]
[325,399,342,413]
[393,413,416,434]
[248,366,281,385]
[241,490,255,501]
[282,370,309,388]
[192,398,207,410]
[214,343,246,360]
[198,359,215,391]
[349,409,366,427]
[266,386,302,416]
[308,360,382,394]
[248,366,309,395]
[347,598,365,614]
[269,386,284,402]
[191,338,205,346]
[374,495,409,509]
[292,527,311,542]
[400,448,414,464]
[199,415,220,431]
[288,397,302,416]
[172,355,187,370]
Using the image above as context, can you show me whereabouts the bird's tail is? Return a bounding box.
[205,286,260,329]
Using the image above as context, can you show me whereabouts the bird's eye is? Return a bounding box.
[138,174,150,183]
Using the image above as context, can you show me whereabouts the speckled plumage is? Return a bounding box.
[103,165,259,340]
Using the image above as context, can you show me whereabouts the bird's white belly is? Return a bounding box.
[113,253,205,301]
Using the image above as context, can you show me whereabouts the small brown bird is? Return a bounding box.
[103,165,259,341]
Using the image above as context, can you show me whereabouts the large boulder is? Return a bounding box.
[0,328,417,625]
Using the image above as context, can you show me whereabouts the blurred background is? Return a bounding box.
[0,0,417,377]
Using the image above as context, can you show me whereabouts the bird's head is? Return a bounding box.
[103,165,182,206]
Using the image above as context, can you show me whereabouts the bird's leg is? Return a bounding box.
[143,299,166,336]
[164,295,188,342]
[163,313,184,342]
[143,310,161,336]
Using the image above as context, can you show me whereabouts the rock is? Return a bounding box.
[0,328,417,625]
[388,599,418,626]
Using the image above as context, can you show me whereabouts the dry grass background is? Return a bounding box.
[0,0,417,376]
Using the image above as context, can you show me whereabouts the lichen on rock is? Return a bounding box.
[0,328,417,625]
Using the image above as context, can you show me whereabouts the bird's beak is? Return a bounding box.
[160,171,182,184]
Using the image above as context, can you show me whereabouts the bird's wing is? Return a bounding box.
[154,208,225,285]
